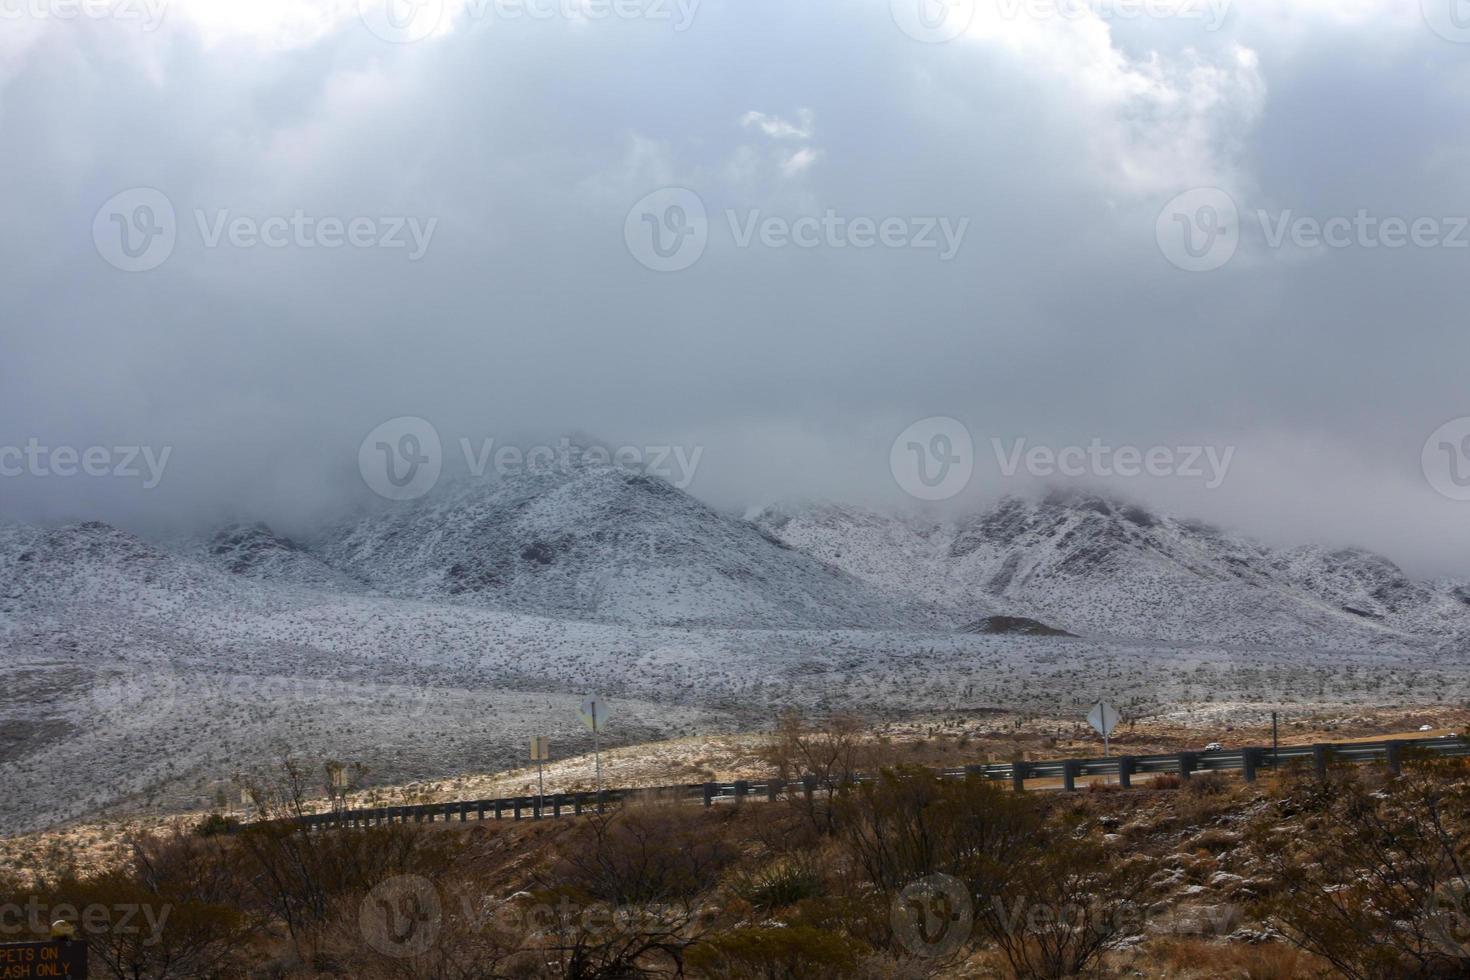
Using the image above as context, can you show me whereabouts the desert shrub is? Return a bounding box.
[833,765,1156,974]
[1153,939,1307,979]
[1254,761,1470,979]
[1148,774,1182,790]
[686,925,861,979]
[193,813,240,837]
[835,767,1041,898]
[30,832,259,979]
[973,832,1157,979]
[551,807,740,905]
[234,818,451,959]
[1182,772,1230,797]
[727,855,826,913]
[762,711,870,834]
[534,807,740,977]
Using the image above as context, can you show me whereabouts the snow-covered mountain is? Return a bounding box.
[200,523,367,593]
[5,475,1470,834]
[753,491,1470,650]
[312,466,945,629]
[0,521,251,621]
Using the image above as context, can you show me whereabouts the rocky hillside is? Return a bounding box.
[754,492,1470,650]
[311,466,946,629]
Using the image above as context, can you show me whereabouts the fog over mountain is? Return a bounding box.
[5,463,1469,832]
[5,0,1470,578]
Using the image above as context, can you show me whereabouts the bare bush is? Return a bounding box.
[1254,760,1470,979]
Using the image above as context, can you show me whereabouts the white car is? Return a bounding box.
[1203,742,1224,752]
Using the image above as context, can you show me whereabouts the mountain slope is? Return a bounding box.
[199,523,367,593]
[314,467,948,629]
[753,493,1470,650]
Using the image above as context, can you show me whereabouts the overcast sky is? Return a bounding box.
[4,0,1470,574]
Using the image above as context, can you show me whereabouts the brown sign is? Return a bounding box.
[0,940,87,979]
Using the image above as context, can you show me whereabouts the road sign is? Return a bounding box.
[579,696,609,808]
[1087,701,1120,737]
[578,696,610,732]
[1087,701,1121,757]
[530,736,550,761]
[0,939,88,978]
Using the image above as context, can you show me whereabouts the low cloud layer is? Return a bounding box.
[4,0,1470,575]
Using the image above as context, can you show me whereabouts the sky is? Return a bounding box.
[3,0,1470,575]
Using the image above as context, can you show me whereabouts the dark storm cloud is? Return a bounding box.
[2,0,1470,575]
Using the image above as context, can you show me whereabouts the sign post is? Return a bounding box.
[578,696,610,810]
[530,736,550,818]
[1087,701,1121,757]
[0,935,88,978]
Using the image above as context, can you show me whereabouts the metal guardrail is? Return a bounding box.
[237,736,1470,833]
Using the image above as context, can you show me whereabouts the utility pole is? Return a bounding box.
[1272,711,1279,765]
[592,709,603,810]
[530,737,549,819]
